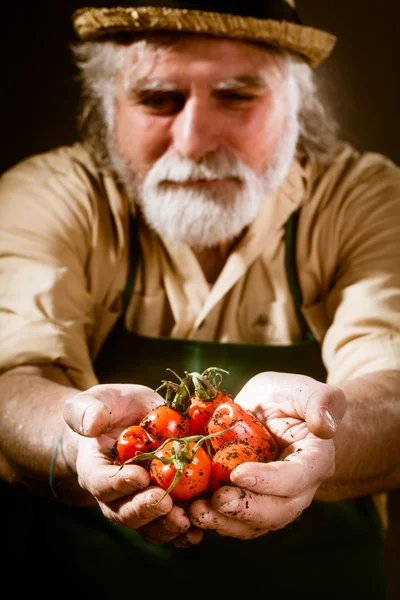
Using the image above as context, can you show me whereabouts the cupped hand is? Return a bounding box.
[62,383,195,543]
[189,372,347,539]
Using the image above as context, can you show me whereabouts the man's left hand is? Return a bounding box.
[188,371,347,539]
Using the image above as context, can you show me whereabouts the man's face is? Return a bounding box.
[111,36,299,247]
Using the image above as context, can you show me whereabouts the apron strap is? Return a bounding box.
[121,216,140,314]
[285,209,314,340]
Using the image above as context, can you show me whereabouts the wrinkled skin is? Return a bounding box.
[189,372,346,539]
[63,383,180,533]
[63,372,346,546]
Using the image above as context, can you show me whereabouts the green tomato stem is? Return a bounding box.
[112,424,236,494]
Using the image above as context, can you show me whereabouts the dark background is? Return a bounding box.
[1,1,399,596]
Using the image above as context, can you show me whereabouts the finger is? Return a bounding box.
[79,461,152,502]
[173,526,204,548]
[211,486,313,531]
[101,486,173,529]
[306,387,347,439]
[64,393,111,437]
[230,438,335,496]
[189,499,269,540]
[137,505,191,545]
[63,384,163,437]
[235,372,347,440]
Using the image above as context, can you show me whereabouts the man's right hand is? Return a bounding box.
[63,383,201,546]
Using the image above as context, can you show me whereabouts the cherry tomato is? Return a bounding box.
[140,405,190,443]
[207,402,279,462]
[150,440,212,502]
[188,390,234,436]
[210,442,261,492]
[112,425,158,465]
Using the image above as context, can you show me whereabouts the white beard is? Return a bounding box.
[109,92,299,249]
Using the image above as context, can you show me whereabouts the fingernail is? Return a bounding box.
[220,498,240,513]
[320,406,337,432]
[81,405,96,434]
[232,476,257,489]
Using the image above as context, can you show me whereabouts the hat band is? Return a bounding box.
[129,1,301,24]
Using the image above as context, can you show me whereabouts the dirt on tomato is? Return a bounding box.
[207,402,279,462]
[186,367,234,436]
[140,405,190,443]
[150,440,212,502]
[188,390,234,436]
[210,442,261,492]
[111,424,158,465]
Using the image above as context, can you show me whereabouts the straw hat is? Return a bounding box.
[72,1,337,67]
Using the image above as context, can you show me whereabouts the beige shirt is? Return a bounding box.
[1,142,400,392]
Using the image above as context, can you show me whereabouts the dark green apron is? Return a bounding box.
[15,212,387,597]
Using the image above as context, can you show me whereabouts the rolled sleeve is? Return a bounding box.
[0,150,100,389]
[321,156,400,384]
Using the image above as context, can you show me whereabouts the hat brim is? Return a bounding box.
[72,6,337,67]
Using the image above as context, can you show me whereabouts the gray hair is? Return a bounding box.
[71,38,342,170]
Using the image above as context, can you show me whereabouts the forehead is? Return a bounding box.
[121,35,286,86]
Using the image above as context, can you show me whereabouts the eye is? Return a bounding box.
[137,91,186,115]
[216,91,258,106]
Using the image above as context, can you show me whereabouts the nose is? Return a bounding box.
[171,97,221,161]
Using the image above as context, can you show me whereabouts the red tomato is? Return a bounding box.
[140,405,190,443]
[210,442,261,492]
[150,441,212,502]
[188,390,234,436]
[207,402,279,462]
[113,425,158,465]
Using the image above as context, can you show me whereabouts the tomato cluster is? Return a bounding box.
[111,367,279,503]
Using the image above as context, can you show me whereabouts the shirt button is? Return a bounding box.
[254,313,269,327]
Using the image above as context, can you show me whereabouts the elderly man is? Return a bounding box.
[1,1,399,597]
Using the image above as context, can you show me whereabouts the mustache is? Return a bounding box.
[146,151,252,184]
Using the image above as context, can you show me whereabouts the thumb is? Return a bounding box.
[305,386,347,439]
[63,393,111,437]
[235,372,347,441]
